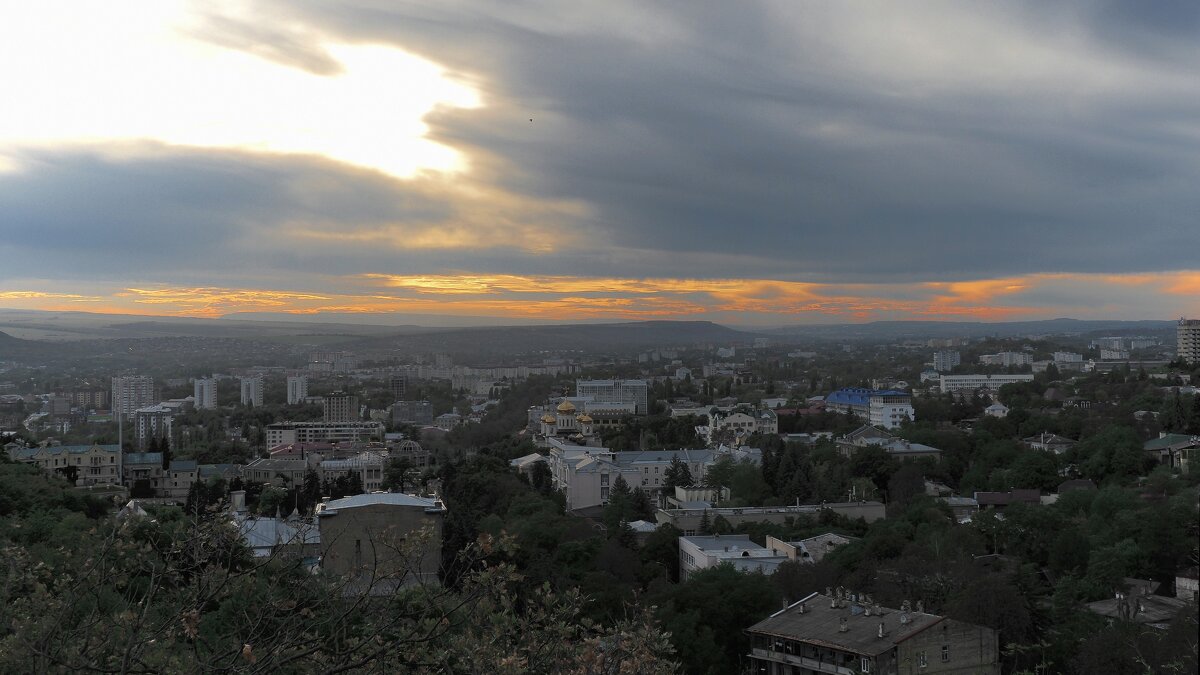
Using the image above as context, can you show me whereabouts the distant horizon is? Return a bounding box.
[0,306,1185,333]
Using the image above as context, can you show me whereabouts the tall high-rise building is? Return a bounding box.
[933,351,961,372]
[194,377,217,409]
[1179,318,1200,365]
[112,375,156,420]
[240,375,264,407]
[575,379,650,415]
[323,391,359,422]
[389,374,407,400]
[286,375,309,405]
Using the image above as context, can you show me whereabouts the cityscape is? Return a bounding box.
[1,2,1198,674]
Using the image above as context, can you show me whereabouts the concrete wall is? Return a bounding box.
[319,503,443,584]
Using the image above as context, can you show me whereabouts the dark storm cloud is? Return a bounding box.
[0,146,454,282]
[224,0,1200,282]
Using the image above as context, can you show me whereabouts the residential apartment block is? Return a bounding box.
[932,351,960,372]
[286,375,309,405]
[193,377,217,409]
[747,591,999,674]
[265,421,384,446]
[240,375,264,407]
[112,375,156,420]
[1176,317,1195,362]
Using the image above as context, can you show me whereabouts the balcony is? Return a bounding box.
[749,647,857,675]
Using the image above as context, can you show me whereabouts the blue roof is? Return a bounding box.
[826,388,907,406]
[125,452,163,465]
[169,459,198,471]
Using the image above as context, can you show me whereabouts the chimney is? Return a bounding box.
[831,595,838,609]
[865,605,872,616]
[900,613,910,625]
[798,602,807,614]
[916,600,924,614]
[839,618,848,633]
[230,490,246,514]
[878,621,886,638]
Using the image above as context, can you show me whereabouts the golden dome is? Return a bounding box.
[576,414,593,423]
[540,414,556,424]
[556,400,576,413]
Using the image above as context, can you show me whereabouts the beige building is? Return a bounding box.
[316,493,447,589]
[1179,318,1200,365]
[10,443,121,486]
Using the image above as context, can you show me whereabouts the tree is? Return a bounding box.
[381,457,414,493]
[663,455,694,491]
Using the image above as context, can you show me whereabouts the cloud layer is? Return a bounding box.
[1,1,1197,323]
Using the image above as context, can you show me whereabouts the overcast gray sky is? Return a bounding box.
[1,0,1197,324]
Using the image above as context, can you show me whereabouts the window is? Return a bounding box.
[941,646,949,662]
[917,650,927,668]
[860,656,871,672]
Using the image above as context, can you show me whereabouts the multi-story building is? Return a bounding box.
[392,400,434,426]
[1053,351,1083,363]
[134,397,193,448]
[240,375,264,407]
[939,373,1034,394]
[123,452,165,494]
[320,451,387,492]
[323,391,359,422]
[59,388,110,409]
[265,421,384,446]
[389,374,407,400]
[977,352,1032,367]
[826,389,914,430]
[747,591,999,675]
[165,459,199,499]
[193,377,217,409]
[575,379,650,415]
[112,375,156,420]
[9,443,121,486]
[286,375,309,405]
[316,493,447,587]
[932,351,960,372]
[1100,348,1131,360]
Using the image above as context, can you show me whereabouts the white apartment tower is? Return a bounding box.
[1179,318,1200,365]
[112,375,156,420]
[286,375,309,405]
[193,377,217,409]
[240,375,264,407]
[933,351,961,372]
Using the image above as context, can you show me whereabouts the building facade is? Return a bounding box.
[747,591,999,675]
[1177,318,1200,364]
[112,375,156,420]
[240,375,264,407]
[286,375,309,405]
[193,378,217,409]
[932,351,960,372]
[575,379,650,415]
[323,391,359,422]
[939,374,1034,394]
[316,493,447,587]
[265,421,385,446]
[392,400,434,426]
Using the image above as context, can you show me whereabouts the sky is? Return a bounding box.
[1,0,1198,326]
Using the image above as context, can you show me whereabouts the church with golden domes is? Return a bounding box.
[538,399,597,445]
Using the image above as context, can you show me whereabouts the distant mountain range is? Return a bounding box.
[763,318,1178,341]
[0,309,1179,355]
